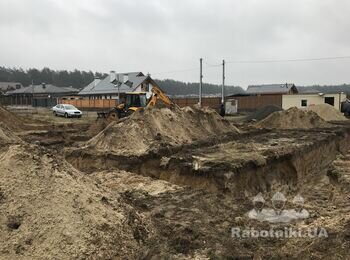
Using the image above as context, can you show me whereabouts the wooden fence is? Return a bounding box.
[58,97,222,111]
[231,94,282,112]
[58,99,118,109]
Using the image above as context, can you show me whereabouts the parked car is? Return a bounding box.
[52,104,82,118]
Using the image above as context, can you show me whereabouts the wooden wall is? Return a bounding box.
[172,97,221,110]
[58,97,222,111]
[231,95,282,111]
[58,99,118,109]
[58,95,281,112]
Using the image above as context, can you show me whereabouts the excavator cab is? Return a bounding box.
[100,87,176,121]
[125,92,147,111]
[105,93,147,121]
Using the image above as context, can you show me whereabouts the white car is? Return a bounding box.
[52,104,82,118]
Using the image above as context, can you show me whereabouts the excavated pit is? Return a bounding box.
[66,124,350,194]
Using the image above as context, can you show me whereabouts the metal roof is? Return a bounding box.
[0,82,23,92]
[7,84,79,95]
[246,83,297,94]
[78,72,148,95]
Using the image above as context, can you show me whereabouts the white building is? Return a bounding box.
[282,92,347,111]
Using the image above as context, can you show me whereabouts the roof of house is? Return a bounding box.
[78,72,150,95]
[7,84,79,95]
[246,83,297,94]
[0,82,23,92]
[296,87,320,94]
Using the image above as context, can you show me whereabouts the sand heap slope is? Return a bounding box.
[255,107,330,129]
[0,123,22,145]
[245,105,283,121]
[0,106,23,131]
[0,144,146,259]
[86,106,239,156]
[306,103,347,121]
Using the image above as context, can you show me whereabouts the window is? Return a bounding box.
[301,100,308,107]
[324,97,335,106]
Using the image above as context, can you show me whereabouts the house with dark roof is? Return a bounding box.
[228,83,298,112]
[0,82,23,94]
[5,83,79,107]
[227,83,346,112]
[246,83,298,95]
[79,71,158,100]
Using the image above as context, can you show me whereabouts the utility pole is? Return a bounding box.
[117,74,120,102]
[199,58,203,106]
[222,59,225,104]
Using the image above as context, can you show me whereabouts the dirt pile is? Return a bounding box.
[0,106,23,131]
[86,106,239,156]
[255,107,330,129]
[306,103,347,121]
[0,144,148,259]
[0,123,22,145]
[246,105,283,121]
[87,120,109,136]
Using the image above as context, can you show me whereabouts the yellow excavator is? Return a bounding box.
[97,86,176,121]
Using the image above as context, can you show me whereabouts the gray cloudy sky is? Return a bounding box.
[1,0,350,88]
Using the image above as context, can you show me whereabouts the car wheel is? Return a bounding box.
[53,111,57,116]
[64,113,69,118]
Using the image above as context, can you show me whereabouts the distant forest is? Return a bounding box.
[1,66,350,96]
[0,67,106,89]
[0,67,244,96]
[298,85,350,94]
[155,79,245,96]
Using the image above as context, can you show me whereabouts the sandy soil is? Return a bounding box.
[85,106,239,156]
[306,103,347,121]
[0,105,349,259]
[255,107,331,129]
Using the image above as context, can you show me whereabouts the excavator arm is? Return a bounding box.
[147,86,177,108]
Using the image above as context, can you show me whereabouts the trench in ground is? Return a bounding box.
[66,126,350,194]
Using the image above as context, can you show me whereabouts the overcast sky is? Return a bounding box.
[1,0,350,88]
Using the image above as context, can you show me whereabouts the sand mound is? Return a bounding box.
[255,107,330,129]
[0,106,23,131]
[0,124,21,144]
[0,144,147,259]
[306,104,347,121]
[87,120,109,136]
[86,106,239,156]
[246,105,283,121]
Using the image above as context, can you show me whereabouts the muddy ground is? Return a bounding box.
[1,107,350,259]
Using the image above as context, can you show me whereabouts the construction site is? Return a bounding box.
[0,84,349,259]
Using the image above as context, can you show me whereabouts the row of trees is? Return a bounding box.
[0,67,106,89]
[0,67,245,96]
[155,79,245,96]
[1,66,349,95]
[298,85,350,94]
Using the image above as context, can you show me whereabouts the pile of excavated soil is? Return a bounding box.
[0,144,147,259]
[0,123,22,145]
[87,120,109,136]
[91,157,350,259]
[86,106,239,156]
[246,105,283,121]
[306,103,347,121]
[0,106,23,131]
[255,107,330,129]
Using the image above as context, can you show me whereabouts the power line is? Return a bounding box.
[152,67,198,76]
[203,61,221,67]
[149,55,350,77]
[226,55,350,64]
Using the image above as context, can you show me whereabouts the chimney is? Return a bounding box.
[116,74,123,83]
[42,82,46,89]
[94,76,100,87]
[110,71,116,84]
